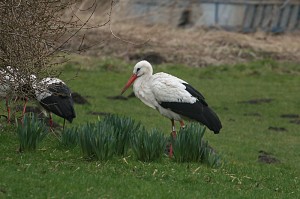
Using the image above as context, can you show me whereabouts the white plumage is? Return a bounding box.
[34,77,62,101]
[0,66,30,122]
[0,66,15,97]
[122,60,222,134]
[0,66,36,97]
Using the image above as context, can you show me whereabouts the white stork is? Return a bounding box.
[0,66,33,123]
[121,60,222,135]
[34,77,76,128]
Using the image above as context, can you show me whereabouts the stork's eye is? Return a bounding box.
[136,68,141,72]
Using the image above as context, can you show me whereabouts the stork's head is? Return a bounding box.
[133,60,153,77]
[121,60,153,95]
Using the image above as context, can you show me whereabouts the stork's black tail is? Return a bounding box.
[40,96,76,123]
[160,101,222,134]
[197,106,222,134]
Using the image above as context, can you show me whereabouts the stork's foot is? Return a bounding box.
[165,141,174,158]
[169,144,174,158]
[166,131,177,158]
[179,120,185,130]
[6,112,12,124]
[165,142,172,155]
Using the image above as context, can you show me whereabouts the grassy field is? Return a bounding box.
[0,56,299,198]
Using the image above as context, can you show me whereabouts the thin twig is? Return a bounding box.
[108,0,150,46]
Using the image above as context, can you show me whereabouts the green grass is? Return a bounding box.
[0,56,299,198]
[16,113,48,152]
[172,123,221,167]
[131,128,166,162]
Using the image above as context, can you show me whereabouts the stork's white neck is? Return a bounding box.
[133,73,152,90]
[132,73,158,109]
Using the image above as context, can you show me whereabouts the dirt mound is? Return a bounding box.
[258,150,280,164]
[65,1,300,67]
[72,92,89,105]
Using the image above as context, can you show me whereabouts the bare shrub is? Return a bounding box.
[0,0,111,99]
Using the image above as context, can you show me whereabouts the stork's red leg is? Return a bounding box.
[171,119,176,138]
[179,120,185,129]
[169,145,173,157]
[21,97,28,123]
[169,119,176,158]
[6,96,10,124]
[168,120,184,158]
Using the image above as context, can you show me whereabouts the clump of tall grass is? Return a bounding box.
[17,113,48,152]
[172,123,221,167]
[102,114,141,156]
[78,121,116,161]
[131,128,167,162]
[70,114,142,160]
[60,127,79,148]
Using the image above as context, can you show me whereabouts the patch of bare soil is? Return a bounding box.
[243,112,261,117]
[87,111,110,116]
[67,21,300,67]
[258,150,280,164]
[238,98,273,105]
[106,95,128,100]
[268,126,287,132]
[280,113,300,125]
[72,92,89,105]
[106,92,135,101]
[290,120,300,125]
[280,114,299,119]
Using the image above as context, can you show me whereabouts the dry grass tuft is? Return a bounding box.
[71,21,300,67]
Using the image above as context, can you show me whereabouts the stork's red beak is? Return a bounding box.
[121,74,138,95]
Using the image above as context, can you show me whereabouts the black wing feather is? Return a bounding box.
[183,83,207,106]
[160,83,222,134]
[47,82,71,97]
[40,83,76,122]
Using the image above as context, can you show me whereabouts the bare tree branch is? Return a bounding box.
[0,0,111,100]
[108,0,150,46]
